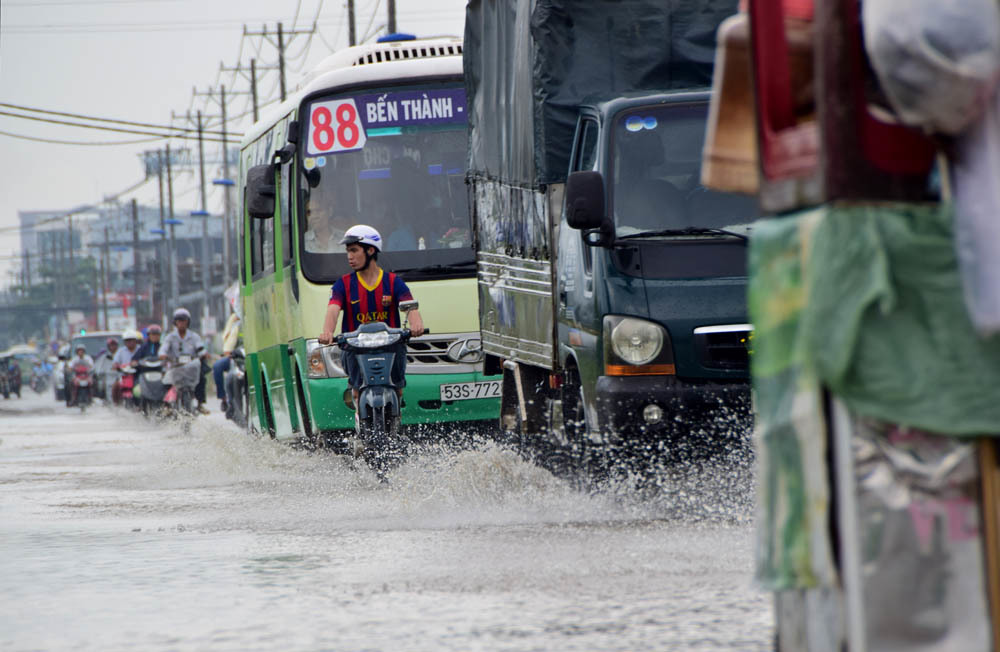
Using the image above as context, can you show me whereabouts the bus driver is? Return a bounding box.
[318,225,425,408]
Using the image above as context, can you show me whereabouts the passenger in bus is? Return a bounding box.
[318,225,425,408]
[304,205,341,253]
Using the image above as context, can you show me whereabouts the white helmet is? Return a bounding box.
[172,307,191,322]
[339,224,382,252]
[122,329,142,342]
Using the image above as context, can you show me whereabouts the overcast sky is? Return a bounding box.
[0,0,467,288]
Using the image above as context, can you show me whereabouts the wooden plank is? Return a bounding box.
[978,438,1000,651]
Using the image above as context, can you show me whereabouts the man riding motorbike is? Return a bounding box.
[212,309,242,414]
[318,225,425,410]
[111,330,141,405]
[69,344,95,407]
[160,308,210,414]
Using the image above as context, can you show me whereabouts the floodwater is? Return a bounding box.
[1,392,773,651]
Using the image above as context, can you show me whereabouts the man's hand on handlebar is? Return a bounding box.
[319,330,335,345]
[408,311,425,338]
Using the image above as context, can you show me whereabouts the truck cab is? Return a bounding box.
[556,91,757,445]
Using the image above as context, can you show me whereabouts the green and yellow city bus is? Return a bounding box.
[238,35,499,443]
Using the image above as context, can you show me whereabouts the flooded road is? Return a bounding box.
[1,393,773,651]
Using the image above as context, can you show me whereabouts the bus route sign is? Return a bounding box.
[306,88,467,157]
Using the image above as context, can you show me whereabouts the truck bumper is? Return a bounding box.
[594,375,751,444]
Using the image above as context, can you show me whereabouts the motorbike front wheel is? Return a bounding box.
[361,405,402,478]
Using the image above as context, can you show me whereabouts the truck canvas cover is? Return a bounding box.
[464,0,737,186]
[465,0,736,369]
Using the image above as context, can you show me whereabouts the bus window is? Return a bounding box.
[240,190,247,285]
[263,216,275,275]
[299,82,472,282]
[250,209,264,277]
[280,160,292,266]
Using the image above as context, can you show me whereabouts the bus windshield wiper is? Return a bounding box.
[616,226,749,242]
[393,259,477,274]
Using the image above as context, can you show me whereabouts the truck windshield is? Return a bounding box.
[299,83,472,282]
[611,103,757,238]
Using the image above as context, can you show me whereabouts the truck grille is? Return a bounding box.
[693,325,752,371]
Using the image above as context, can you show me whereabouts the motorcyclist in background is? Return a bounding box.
[68,344,95,406]
[160,308,210,414]
[135,324,162,360]
[110,330,141,405]
[212,310,242,413]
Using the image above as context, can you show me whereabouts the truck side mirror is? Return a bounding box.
[566,170,615,247]
[246,164,276,219]
[565,170,606,230]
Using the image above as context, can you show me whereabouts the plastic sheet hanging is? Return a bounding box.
[862,0,1000,136]
[849,416,992,651]
[952,89,1000,338]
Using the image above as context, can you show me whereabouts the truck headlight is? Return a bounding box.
[603,316,675,375]
[306,339,347,379]
[610,317,663,365]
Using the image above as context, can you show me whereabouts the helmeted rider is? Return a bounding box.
[160,308,210,414]
[135,324,162,360]
[319,225,425,408]
[69,344,95,406]
[110,329,142,405]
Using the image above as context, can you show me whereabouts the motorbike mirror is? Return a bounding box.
[400,300,419,313]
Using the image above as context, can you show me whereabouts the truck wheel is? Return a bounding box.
[562,369,606,485]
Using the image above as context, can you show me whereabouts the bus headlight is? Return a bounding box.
[306,339,347,378]
[610,317,663,365]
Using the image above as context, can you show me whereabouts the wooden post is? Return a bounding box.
[978,438,1000,651]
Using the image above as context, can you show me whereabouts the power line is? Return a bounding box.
[0,177,152,234]
[6,0,182,5]
[0,102,241,139]
[2,17,348,35]
[0,110,233,143]
[0,129,163,147]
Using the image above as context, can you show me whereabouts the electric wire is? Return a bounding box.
[0,110,233,143]
[0,103,240,139]
[0,129,164,147]
[0,177,152,234]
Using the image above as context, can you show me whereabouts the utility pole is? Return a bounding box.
[243,22,314,103]
[220,85,233,291]
[251,59,260,121]
[217,60,261,122]
[131,199,140,327]
[348,0,356,45]
[102,226,110,330]
[24,249,31,290]
[388,0,397,34]
[156,149,168,324]
[196,110,210,332]
[278,22,286,101]
[166,143,178,313]
[192,86,237,290]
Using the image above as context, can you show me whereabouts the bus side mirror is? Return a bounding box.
[246,164,276,219]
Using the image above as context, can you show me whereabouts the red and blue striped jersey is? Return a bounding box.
[328,269,413,332]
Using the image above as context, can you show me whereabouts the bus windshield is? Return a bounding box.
[299,82,471,282]
[610,103,758,239]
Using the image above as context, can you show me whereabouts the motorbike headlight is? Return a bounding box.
[607,316,664,366]
[356,331,399,348]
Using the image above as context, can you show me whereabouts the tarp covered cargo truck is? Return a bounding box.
[465,0,757,453]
